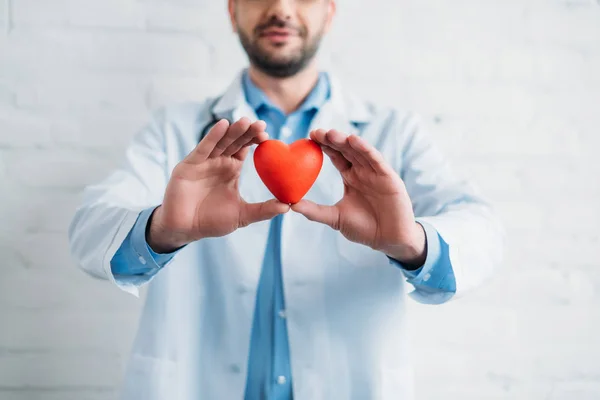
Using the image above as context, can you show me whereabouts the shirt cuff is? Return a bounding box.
[388,219,456,296]
[130,206,180,271]
[388,220,441,277]
[110,206,181,283]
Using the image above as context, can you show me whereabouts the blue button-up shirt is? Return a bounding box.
[240,70,332,399]
[110,70,456,400]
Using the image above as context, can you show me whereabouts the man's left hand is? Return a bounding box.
[291,129,427,268]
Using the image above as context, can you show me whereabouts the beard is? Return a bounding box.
[237,17,324,78]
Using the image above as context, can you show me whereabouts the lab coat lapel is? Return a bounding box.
[210,70,271,205]
[302,71,373,205]
[206,72,274,296]
[280,73,374,282]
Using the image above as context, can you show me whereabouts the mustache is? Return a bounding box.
[254,17,304,36]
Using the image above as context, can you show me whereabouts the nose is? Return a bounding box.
[265,0,294,21]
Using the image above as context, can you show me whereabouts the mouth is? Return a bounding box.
[259,28,297,42]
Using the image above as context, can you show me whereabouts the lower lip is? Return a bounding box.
[261,33,292,43]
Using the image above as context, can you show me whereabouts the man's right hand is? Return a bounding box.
[147,117,290,254]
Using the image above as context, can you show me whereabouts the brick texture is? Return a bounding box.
[1,0,599,399]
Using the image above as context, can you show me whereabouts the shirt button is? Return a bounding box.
[277,375,287,385]
[281,126,292,138]
[278,310,287,319]
[138,256,147,265]
[423,272,431,282]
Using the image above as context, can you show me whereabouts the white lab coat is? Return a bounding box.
[68,69,504,400]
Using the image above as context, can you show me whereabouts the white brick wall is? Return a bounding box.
[1,0,599,399]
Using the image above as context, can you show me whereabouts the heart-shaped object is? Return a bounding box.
[253,139,324,204]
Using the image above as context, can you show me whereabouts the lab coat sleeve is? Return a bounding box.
[68,108,171,297]
[397,113,505,304]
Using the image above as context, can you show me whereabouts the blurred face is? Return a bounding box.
[229,0,336,78]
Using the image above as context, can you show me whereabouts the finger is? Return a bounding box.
[324,129,366,167]
[232,132,269,161]
[309,128,329,146]
[184,119,230,164]
[232,145,250,161]
[232,128,269,161]
[222,120,268,157]
[209,117,252,158]
[322,145,351,173]
[310,129,353,168]
[250,133,269,145]
[239,199,290,227]
[291,199,341,230]
[348,134,390,174]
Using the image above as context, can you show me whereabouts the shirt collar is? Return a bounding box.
[242,69,331,115]
[212,68,373,125]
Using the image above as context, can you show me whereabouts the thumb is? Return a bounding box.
[291,200,340,230]
[239,199,290,227]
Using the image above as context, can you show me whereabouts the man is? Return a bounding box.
[68,0,504,399]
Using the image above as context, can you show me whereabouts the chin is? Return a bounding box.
[263,48,302,62]
[268,54,298,64]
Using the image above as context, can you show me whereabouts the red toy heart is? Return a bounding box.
[253,139,324,204]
